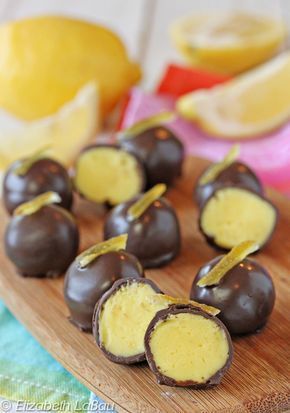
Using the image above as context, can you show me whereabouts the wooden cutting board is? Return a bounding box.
[0,157,289,413]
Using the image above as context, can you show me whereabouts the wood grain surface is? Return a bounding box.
[0,157,289,413]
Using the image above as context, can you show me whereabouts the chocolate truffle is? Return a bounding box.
[93,278,220,365]
[196,160,263,208]
[190,255,276,335]
[144,304,233,388]
[93,278,164,364]
[5,192,79,278]
[64,236,144,332]
[104,184,181,268]
[199,186,277,250]
[119,125,184,187]
[3,156,73,215]
[73,144,145,205]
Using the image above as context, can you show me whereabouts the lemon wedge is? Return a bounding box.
[171,12,286,74]
[177,52,290,139]
[0,82,99,170]
[0,16,140,120]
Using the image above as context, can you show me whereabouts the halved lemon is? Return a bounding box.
[0,82,99,170]
[171,12,286,74]
[177,52,290,139]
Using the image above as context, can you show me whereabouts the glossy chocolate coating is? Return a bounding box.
[3,158,73,214]
[144,304,233,388]
[195,161,263,208]
[120,126,184,187]
[93,277,162,364]
[104,196,181,268]
[5,205,79,278]
[190,257,275,335]
[64,250,144,332]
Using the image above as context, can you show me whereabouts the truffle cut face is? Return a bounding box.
[97,280,165,361]
[200,187,277,249]
[145,306,232,387]
[74,146,144,205]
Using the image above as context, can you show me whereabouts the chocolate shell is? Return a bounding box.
[144,304,233,388]
[190,257,276,335]
[3,158,73,214]
[93,277,163,364]
[64,250,144,332]
[104,196,181,268]
[119,126,184,188]
[195,161,263,208]
[5,205,79,277]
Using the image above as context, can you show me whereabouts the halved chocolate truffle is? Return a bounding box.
[93,278,220,365]
[190,242,276,335]
[195,146,263,207]
[3,152,73,214]
[64,235,144,332]
[5,192,79,278]
[93,278,164,364]
[73,144,145,206]
[104,184,181,267]
[119,115,184,187]
[144,304,233,388]
[199,186,277,250]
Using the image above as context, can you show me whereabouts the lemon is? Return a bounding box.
[177,52,290,139]
[0,82,98,170]
[171,12,286,74]
[0,16,140,120]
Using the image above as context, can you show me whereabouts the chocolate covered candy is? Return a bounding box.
[5,192,79,278]
[190,241,276,335]
[93,278,219,364]
[145,304,233,388]
[104,184,181,268]
[119,113,184,187]
[74,144,145,206]
[195,146,263,207]
[3,150,73,214]
[199,186,277,250]
[64,235,144,331]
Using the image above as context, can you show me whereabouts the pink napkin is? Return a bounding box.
[120,88,290,195]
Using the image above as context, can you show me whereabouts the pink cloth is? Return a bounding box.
[120,88,290,195]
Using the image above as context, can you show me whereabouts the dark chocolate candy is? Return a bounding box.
[144,304,233,388]
[93,277,162,364]
[64,250,144,332]
[104,196,181,268]
[5,205,79,278]
[190,257,275,335]
[195,161,263,208]
[120,126,184,187]
[3,158,73,214]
